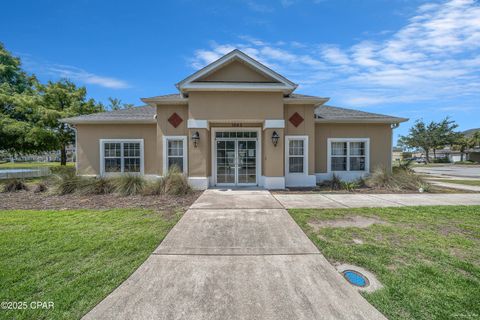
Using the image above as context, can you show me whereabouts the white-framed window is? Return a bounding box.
[100,139,144,175]
[163,136,187,174]
[285,136,308,174]
[327,138,369,172]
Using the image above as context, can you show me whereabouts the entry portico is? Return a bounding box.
[63,49,407,189]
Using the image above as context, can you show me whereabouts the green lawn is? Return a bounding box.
[0,162,74,169]
[0,209,180,320]
[433,179,480,186]
[289,206,480,320]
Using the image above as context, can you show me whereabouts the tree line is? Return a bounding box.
[0,43,131,165]
[399,118,480,162]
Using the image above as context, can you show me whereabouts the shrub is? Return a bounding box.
[329,174,343,190]
[53,173,83,195]
[112,175,146,196]
[366,166,430,192]
[34,182,48,193]
[394,159,414,172]
[143,178,165,196]
[341,181,358,192]
[2,179,29,192]
[163,166,191,195]
[77,177,114,195]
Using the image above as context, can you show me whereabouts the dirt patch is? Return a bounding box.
[308,215,388,230]
[0,191,201,214]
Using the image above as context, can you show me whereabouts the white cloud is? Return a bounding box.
[47,65,130,89]
[190,0,480,107]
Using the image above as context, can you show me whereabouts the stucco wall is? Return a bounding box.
[156,105,188,175]
[76,124,158,175]
[284,104,316,175]
[314,123,393,173]
[188,92,284,121]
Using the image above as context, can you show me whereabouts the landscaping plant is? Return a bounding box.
[112,174,146,196]
[366,166,430,191]
[163,166,191,195]
[2,179,29,192]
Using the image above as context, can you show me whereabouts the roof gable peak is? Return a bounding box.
[176,49,297,95]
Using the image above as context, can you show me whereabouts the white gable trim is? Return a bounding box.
[176,50,297,94]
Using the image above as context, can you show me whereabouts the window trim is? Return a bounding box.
[99,139,144,176]
[285,135,308,175]
[327,138,370,173]
[162,136,188,175]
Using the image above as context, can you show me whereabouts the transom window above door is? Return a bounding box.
[215,131,257,138]
[100,139,144,175]
[328,138,369,172]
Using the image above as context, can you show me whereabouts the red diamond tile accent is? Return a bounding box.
[168,112,183,128]
[289,112,304,127]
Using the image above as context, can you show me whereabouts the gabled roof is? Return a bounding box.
[315,105,408,124]
[176,49,298,95]
[61,105,156,124]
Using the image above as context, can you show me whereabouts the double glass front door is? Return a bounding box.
[216,135,257,186]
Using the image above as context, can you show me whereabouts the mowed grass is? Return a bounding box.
[0,209,181,320]
[433,179,480,186]
[289,206,480,320]
[0,162,74,169]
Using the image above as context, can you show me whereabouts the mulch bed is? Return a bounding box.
[0,191,201,213]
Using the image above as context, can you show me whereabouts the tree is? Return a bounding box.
[452,135,472,162]
[430,117,459,159]
[38,80,104,165]
[471,131,480,148]
[399,120,433,161]
[399,118,460,162]
[108,97,133,110]
[0,42,53,154]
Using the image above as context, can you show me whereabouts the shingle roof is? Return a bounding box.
[315,105,408,123]
[62,99,407,124]
[61,105,156,124]
[142,93,184,100]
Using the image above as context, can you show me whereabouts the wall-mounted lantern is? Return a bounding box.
[272,131,280,147]
[192,131,200,148]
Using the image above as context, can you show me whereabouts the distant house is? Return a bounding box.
[62,49,408,189]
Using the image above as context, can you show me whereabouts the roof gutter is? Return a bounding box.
[315,118,409,124]
[284,97,329,106]
[61,118,157,125]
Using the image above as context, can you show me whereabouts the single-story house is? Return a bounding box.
[62,49,408,189]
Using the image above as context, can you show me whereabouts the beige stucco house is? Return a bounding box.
[63,49,407,189]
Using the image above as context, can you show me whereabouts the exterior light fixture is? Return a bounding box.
[272,131,279,147]
[192,131,200,148]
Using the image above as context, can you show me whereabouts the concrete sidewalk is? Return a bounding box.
[83,190,386,320]
[273,192,480,209]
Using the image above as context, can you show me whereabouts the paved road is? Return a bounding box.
[413,164,480,179]
[273,193,480,209]
[83,190,386,320]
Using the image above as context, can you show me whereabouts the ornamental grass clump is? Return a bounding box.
[366,166,430,192]
[163,166,191,195]
[143,167,191,196]
[2,179,29,192]
[53,172,83,195]
[112,174,146,196]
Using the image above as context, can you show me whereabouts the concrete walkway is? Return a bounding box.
[273,192,480,209]
[83,189,386,320]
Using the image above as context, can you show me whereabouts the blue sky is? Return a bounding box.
[1,0,479,144]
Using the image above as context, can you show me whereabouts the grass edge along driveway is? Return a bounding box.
[0,209,181,320]
[289,205,480,320]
